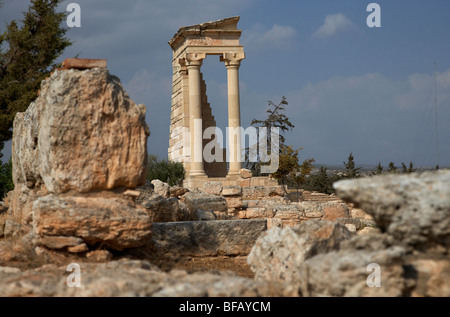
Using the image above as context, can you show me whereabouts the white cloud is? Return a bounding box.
[312,13,357,38]
[283,68,450,166]
[124,69,171,106]
[242,23,297,50]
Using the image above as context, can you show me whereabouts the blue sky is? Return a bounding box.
[1,0,450,168]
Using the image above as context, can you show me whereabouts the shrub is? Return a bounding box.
[146,155,185,186]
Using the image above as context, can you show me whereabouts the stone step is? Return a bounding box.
[149,219,267,257]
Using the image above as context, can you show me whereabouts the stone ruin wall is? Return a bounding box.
[168,61,227,177]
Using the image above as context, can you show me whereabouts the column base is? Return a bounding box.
[189,170,207,177]
[226,170,240,177]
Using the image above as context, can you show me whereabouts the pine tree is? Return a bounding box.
[0,0,71,155]
[343,152,361,178]
[401,161,416,174]
[388,162,398,173]
[245,96,295,175]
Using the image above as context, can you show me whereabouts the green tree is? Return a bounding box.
[288,157,315,201]
[271,145,301,186]
[401,161,416,174]
[146,155,185,186]
[302,166,335,194]
[388,162,398,173]
[245,96,295,175]
[0,0,71,155]
[0,157,13,199]
[343,152,361,178]
[371,162,384,176]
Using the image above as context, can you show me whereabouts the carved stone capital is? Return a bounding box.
[186,53,206,67]
[220,52,245,68]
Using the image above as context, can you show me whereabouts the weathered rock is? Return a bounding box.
[67,243,89,253]
[239,168,252,179]
[345,224,357,232]
[61,58,107,69]
[169,186,189,198]
[323,204,350,220]
[409,258,450,297]
[350,208,373,220]
[140,193,189,222]
[150,219,267,257]
[37,236,84,250]
[357,226,381,235]
[194,209,217,221]
[32,194,152,251]
[273,204,304,226]
[201,182,223,196]
[248,220,353,285]
[225,196,244,209]
[184,192,227,214]
[0,201,7,214]
[237,207,275,219]
[334,170,450,252]
[86,250,113,262]
[222,186,242,196]
[242,186,285,199]
[0,259,295,297]
[4,219,24,238]
[12,68,148,194]
[340,232,395,252]
[6,184,48,226]
[298,246,410,297]
[0,242,17,263]
[151,180,170,198]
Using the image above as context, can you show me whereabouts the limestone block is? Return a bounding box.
[32,194,152,251]
[12,68,148,194]
[334,170,450,252]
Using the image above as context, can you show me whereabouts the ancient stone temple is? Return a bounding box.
[168,16,246,189]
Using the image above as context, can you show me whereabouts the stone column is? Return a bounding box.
[186,53,206,177]
[222,52,245,176]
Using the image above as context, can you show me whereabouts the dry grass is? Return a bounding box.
[120,246,255,278]
[156,256,254,278]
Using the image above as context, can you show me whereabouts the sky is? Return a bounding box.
[1,0,450,168]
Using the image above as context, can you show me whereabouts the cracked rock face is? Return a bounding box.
[247,220,353,285]
[12,68,149,194]
[32,194,152,251]
[333,170,450,252]
[0,259,297,297]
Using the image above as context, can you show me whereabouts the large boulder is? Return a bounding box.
[12,68,149,194]
[298,246,410,297]
[247,220,353,285]
[334,170,450,252]
[32,194,152,251]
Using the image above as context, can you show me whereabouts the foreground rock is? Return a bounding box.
[299,246,410,297]
[334,170,450,253]
[33,194,152,251]
[248,220,353,285]
[247,170,450,296]
[4,64,151,252]
[12,67,149,194]
[0,259,296,297]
